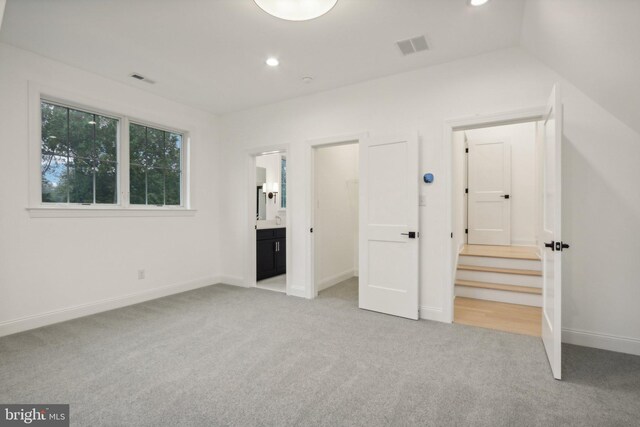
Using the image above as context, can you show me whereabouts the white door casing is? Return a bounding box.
[359,134,419,320]
[539,84,563,380]
[468,139,512,245]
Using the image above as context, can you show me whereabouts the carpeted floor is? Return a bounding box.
[1,277,639,426]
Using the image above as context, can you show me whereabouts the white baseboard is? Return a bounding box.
[562,328,640,356]
[215,275,248,288]
[287,287,307,298]
[420,305,450,323]
[317,269,355,292]
[0,276,217,338]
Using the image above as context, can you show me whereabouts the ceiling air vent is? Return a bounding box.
[130,73,155,84]
[396,35,429,56]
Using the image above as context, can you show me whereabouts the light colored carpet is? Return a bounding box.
[1,277,639,426]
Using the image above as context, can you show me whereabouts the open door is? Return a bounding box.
[468,139,512,245]
[359,134,419,320]
[539,84,564,379]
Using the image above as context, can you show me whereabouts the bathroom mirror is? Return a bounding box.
[256,166,267,220]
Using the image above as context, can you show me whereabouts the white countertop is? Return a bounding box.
[256,222,285,230]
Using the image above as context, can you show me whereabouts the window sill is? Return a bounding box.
[27,206,197,218]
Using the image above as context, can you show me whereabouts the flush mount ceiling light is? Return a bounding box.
[266,57,280,67]
[469,0,490,6]
[254,0,338,21]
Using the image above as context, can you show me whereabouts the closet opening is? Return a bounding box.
[310,141,360,301]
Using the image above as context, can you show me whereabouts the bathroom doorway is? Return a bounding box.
[254,151,287,293]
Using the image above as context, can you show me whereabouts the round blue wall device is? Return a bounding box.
[423,173,434,183]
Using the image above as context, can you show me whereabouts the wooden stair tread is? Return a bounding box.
[457,264,542,276]
[455,279,542,295]
[460,245,540,261]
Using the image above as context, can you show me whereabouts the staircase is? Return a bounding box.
[455,245,542,307]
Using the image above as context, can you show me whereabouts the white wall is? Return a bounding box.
[256,153,284,222]
[314,144,358,291]
[0,43,220,335]
[464,122,537,246]
[218,47,640,355]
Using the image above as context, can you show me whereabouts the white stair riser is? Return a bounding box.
[455,286,542,307]
[458,255,541,271]
[456,270,542,287]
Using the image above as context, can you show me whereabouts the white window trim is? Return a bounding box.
[27,81,195,218]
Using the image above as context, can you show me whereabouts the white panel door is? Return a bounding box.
[539,84,564,380]
[359,134,419,320]
[468,140,512,245]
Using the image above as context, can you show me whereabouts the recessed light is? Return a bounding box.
[469,0,489,6]
[302,76,313,83]
[254,0,338,21]
[266,57,280,67]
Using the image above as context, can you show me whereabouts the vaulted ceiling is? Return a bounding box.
[1,0,638,134]
[521,0,640,135]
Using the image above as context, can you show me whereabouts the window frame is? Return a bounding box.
[27,82,194,217]
[39,97,123,206]
[127,120,186,208]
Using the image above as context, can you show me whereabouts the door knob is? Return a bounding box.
[544,241,555,251]
[401,231,417,238]
[500,194,510,199]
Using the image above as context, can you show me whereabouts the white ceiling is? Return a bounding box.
[0,0,527,114]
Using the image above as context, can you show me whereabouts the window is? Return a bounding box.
[41,101,119,204]
[280,156,287,209]
[37,95,189,214]
[129,123,183,206]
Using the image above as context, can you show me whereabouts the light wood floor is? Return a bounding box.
[460,244,539,260]
[454,297,542,337]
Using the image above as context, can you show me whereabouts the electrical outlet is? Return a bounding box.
[138,269,145,280]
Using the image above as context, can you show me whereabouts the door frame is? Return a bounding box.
[443,107,546,323]
[305,132,368,299]
[245,144,292,294]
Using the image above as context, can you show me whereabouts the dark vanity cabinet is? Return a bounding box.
[256,228,286,280]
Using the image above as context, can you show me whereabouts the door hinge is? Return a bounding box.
[465,228,468,234]
[451,232,453,238]
[465,188,468,194]
[465,148,469,153]
[310,227,313,233]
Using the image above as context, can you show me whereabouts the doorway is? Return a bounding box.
[253,150,288,293]
[452,121,543,336]
[311,142,360,298]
